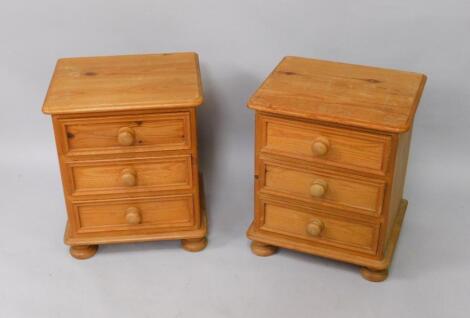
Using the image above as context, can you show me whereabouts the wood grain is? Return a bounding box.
[248,199,408,271]
[248,56,426,133]
[65,200,208,246]
[74,195,195,233]
[259,200,379,254]
[384,130,412,243]
[57,112,191,156]
[68,155,192,196]
[248,56,425,281]
[43,52,203,114]
[44,53,207,258]
[260,160,386,216]
[260,114,391,175]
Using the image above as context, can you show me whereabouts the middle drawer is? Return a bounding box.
[259,159,386,217]
[66,155,193,196]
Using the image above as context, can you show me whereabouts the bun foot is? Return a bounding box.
[181,237,207,252]
[360,267,389,282]
[69,245,98,260]
[251,241,278,257]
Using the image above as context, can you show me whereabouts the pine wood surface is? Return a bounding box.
[74,194,195,233]
[248,56,426,133]
[260,160,386,217]
[181,237,208,252]
[65,204,207,246]
[248,57,425,281]
[360,267,389,282]
[248,199,408,271]
[43,53,207,258]
[259,114,391,175]
[58,112,191,155]
[69,245,98,260]
[250,241,279,257]
[259,199,379,254]
[43,52,203,114]
[68,155,192,196]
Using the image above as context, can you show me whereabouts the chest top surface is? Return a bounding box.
[42,52,203,115]
[248,56,426,133]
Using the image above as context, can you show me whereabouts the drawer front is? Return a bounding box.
[260,115,391,174]
[57,112,191,155]
[259,200,379,254]
[68,156,192,196]
[261,161,385,216]
[73,195,195,233]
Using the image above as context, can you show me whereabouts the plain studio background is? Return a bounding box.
[0,1,469,317]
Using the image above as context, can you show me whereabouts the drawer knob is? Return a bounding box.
[121,168,137,187]
[126,207,142,225]
[312,136,330,156]
[117,127,135,146]
[306,219,325,237]
[310,179,328,198]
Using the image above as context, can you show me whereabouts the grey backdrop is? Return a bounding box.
[1,1,469,317]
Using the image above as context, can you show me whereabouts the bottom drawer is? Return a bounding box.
[72,194,196,234]
[258,199,379,254]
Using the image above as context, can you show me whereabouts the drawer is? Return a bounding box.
[73,195,195,234]
[259,115,391,175]
[258,200,379,254]
[260,161,385,216]
[56,112,191,155]
[67,155,192,196]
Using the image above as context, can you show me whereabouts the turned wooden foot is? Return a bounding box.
[181,237,207,252]
[360,267,389,282]
[69,245,98,260]
[251,241,278,257]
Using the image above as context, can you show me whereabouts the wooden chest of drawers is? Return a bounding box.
[42,53,207,259]
[247,57,426,281]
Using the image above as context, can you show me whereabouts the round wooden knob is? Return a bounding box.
[310,179,328,198]
[311,136,330,156]
[125,207,141,225]
[117,127,135,146]
[121,168,137,186]
[306,219,324,237]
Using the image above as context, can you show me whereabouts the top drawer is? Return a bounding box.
[259,115,391,175]
[55,112,191,156]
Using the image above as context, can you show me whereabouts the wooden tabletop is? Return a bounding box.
[42,52,203,114]
[248,56,426,133]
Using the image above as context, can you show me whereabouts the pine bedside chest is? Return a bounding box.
[247,57,426,281]
[42,52,207,259]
